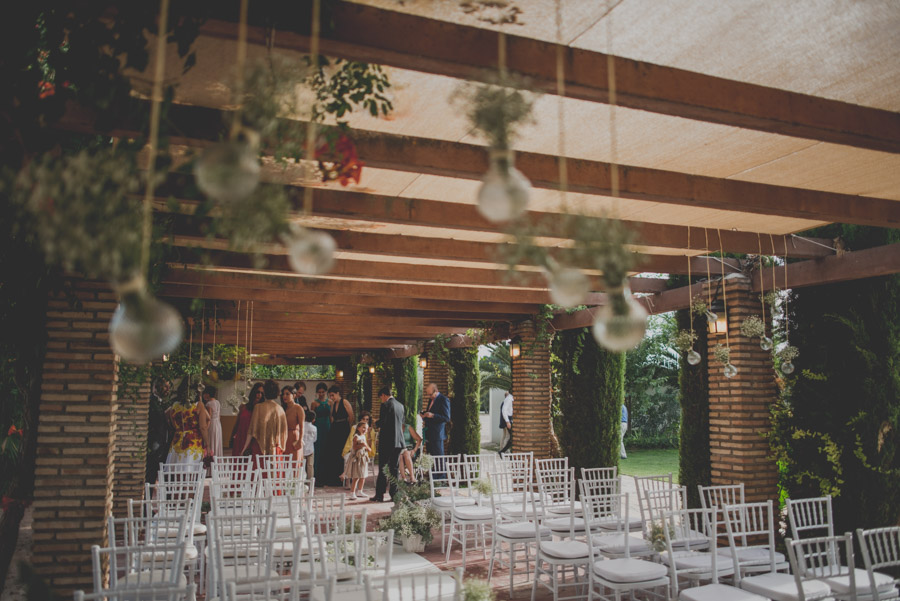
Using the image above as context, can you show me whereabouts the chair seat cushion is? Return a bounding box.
[543,516,585,532]
[680,583,768,601]
[661,551,734,575]
[822,568,896,595]
[598,516,643,531]
[453,506,493,521]
[591,533,653,555]
[740,572,831,601]
[717,546,785,565]
[496,522,550,539]
[593,558,668,584]
[184,545,198,561]
[540,540,590,560]
[274,517,308,534]
[219,565,281,583]
[498,503,539,517]
[118,569,187,588]
[432,496,475,508]
[193,523,207,537]
[546,501,583,516]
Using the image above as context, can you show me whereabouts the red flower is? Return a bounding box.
[38,81,55,99]
[7,425,22,437]
[1,496,31,512]
[315,134,364,187]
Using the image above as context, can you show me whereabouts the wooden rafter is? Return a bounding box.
[198,2,900,153]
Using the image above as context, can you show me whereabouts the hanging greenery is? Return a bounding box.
[670,330,698,353]
[713,344,731,366]
[392,355,420,424]
[452,72,536,151]
[740,315,766,339]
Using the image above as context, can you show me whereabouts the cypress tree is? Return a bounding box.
[555,328,625,472]
[676,306,710,507]
[448,347,481,455]
[392,355,419,426]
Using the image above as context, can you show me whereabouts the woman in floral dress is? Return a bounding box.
[165,378,209,466]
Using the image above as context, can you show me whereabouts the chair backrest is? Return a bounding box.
[698,483,745,512]
[260,474,308,518]
[93,538,187,594]
[308,507,367,536]
[786,532,855,600]
[308,493,345,518]
[258,454,303,482]
[317,530,393,584]
[580,481,627,530]
[225,576,337,601]
[536,465,574,509]
[211,477,257,500]
[428,454,459,501]
[211,496,274,519]
[722,501,779,574]
[145,479,203,543]
[501,452,533,492]
[158,462,204,485]
[581,467,618,483]
[786,496,835,540]
[634,473,674,527]
[661,508,720,579]
[857,526,900,601]
[364,568,463,601]
[76,582,196,601]
[643,486,687,533]
[129,495,196,548]
[212,455,254,482]
[108,510,187,549]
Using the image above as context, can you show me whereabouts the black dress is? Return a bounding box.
[326,398,352,486]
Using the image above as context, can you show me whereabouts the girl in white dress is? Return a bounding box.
[348,421,371,499]
[204,386,223,459]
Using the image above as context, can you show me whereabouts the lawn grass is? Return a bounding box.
[619,448,680,481]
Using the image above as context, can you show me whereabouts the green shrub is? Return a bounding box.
[393,355,419,425]
[448,347,481,455]
[675,302,710,508]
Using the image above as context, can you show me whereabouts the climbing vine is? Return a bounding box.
[447,347,481,456]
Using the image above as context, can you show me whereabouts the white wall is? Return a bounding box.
[488,388,506,444]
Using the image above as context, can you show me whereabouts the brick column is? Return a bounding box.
[32,280,119,593]
[707,275,778,503]
[111,378,150,517]
[510,319,553,458]
[334,360,355,405]
[422,344,450,412]
[369,369,386,424]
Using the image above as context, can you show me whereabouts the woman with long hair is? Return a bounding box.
[241,379,287,466]
[311,383,331,482]
[165,377,209,466]
[231,382,263,456]
[323,385,355,486]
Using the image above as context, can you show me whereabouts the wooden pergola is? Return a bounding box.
[55,1,900,360]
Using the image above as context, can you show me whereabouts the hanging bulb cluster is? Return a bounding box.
[194,135,261,204]
[478,150,531,223]
[544,259,591,309]
[109,276,183,364]
[592,287,648,352]
[284,224,337,276]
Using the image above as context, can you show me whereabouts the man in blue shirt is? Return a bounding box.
[423,382,451,457]
[620,404,628,459]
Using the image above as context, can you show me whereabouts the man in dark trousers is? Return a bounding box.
[423,382,451,457]
[372,386,405,502]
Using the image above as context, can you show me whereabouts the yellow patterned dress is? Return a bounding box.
[166,401,204,465]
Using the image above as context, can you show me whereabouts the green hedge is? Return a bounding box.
[768,226,900,535]
[448,347,481,455]
[392,355,419,426]
[554,328,625,472]
[676,305,710,508]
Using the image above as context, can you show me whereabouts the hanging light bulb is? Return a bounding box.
[760,336,774,351]
[781,361,795,375]
[723,363,739,378]
[547,266,590,308]
[194,136,260,203]
[284,225,336,275]
[686,350,702,366]
[109,279,184,364]
[592,288,648,352]
[477,150,531,223]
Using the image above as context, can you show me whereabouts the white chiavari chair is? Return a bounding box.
[444,456,493,567]
[317,530,393,584]
[74,582,196,601]
[364,568,463,601]
[856,526,900,601]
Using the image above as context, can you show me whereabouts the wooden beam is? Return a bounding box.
[752,242,900,292]
[171,247,669,294]
[552,243,900,330]
[60,102,900,227]
[157,174,833,259]
[198,4,900,153]
[158,282,539,315]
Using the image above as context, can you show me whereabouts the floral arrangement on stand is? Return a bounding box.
[377,499,442,552]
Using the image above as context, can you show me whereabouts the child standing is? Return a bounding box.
[348,420,371,499]
[302,409,318,488]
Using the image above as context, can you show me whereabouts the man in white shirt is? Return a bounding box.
[498,390,514,458]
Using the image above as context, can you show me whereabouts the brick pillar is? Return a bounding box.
[707,275,778,503]
[422,344,450,412]
[370,369,385,424]
[334,359,356,409]
[32,280,119,593]
[510,319,553,458]
[111,378,150,517]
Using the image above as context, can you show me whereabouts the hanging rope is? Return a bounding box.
[249,301,255,375]
[244,299,250,369]
[687,226,693,338]
[783,235,790,345]
[188,317,193,388]
[718,229,729,349]
[212,304,217,364]
[705,229,713,307]
[140,0,170,282]
[606,0,619,200]
[554,0,568,203]
[302,0,322,215]
[200,304,205,367]
[769,234,778,297]
[230,0,250,139]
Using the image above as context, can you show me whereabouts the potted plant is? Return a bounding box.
[377,501,442,552]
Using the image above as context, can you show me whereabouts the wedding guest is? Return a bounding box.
[399,415,423,483]
[423,382,451,457]
[311,383,331,482]
[498,390,514,458]
[203,385,223,459]
[282,385,305,465]
[241,379,288,463]
[302,409,317,484]
[294,381,309,411]
[323,385,354,486]
[165,378,209,466]
[341,411,375,484]
[146,378,173,483]
[231,382,263,456]
[348,420,372,499]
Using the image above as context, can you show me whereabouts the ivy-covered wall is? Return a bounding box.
[554,328,625,472]
[448,347,481,456]
[676,306,710,508]
[768,226,900,534]
[392,355,419,426]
